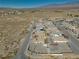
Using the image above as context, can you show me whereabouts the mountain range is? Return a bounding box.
[40,1,79,9]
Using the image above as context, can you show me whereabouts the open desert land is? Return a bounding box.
[0,7,79,59]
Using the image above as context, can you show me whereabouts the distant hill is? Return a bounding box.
[40,1,79,9]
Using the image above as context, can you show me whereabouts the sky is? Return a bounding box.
[0,0,79,8]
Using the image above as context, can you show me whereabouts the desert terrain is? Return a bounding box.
[0,7,79,59]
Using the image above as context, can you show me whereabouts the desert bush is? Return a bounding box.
[74,15,79,17]
[67,14,73,17]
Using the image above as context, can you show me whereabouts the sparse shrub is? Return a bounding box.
[74,15,79,17]
[67,14,73,17]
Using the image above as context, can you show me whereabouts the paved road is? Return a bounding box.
[14,22,34,59]
[54,22,79,54]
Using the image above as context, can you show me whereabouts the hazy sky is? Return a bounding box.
[0,0,79,8]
